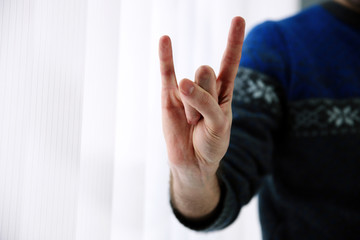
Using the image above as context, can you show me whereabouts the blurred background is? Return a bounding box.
[0,0,324,239]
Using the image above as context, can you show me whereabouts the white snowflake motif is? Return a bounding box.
[327,106,359,127]
[246,80,278,103]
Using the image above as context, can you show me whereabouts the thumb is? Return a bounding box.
[179,79,226,133]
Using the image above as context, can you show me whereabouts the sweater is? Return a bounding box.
[172,2,360,240]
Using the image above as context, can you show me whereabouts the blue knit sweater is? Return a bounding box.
[172,2,360,239]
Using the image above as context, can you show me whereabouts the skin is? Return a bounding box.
[335,0,360,12]
[159,17,245,218]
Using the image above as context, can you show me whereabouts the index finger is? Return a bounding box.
[159,35,178,90]
[218,17,245,102]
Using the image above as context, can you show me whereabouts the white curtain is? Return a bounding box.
[0,0,299,240]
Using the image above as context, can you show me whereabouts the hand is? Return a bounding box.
[159,17,245,186]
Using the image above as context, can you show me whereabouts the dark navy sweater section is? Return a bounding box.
[238,3,360,239]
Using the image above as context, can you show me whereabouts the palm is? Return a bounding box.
[161,88,198,166]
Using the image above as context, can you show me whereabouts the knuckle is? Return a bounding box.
[228,37,243,47]
[197,91,212,106]
[186,108,200,122]
[161,68,175,78]
[222,53,239,66]
[188,116,200,125]
[161,91,182,110]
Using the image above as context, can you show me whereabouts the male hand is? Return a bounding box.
[159,17,245,218]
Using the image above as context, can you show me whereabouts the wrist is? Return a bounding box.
[170,163,219,190]
[170,168,221,218]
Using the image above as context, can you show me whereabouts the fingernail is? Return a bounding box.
[181,81,194,96]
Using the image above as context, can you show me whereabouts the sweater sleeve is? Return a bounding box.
[171,21,288,231]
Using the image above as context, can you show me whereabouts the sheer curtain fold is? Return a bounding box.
[76,0,120,239]
[0,0,87,239]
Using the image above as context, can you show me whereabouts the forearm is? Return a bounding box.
[170,168,221,219]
